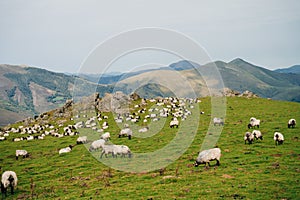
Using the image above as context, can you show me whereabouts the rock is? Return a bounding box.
[97,91,130,114]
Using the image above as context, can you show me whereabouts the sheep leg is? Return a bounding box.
[10,185,14,194]
[216,160,220,166]
[1,183,7,197]
[100,152,105,158]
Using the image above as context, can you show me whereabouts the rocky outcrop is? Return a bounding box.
[97,91,130,114]
[223,88,258,98]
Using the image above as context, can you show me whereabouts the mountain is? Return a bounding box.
[1,59,300,126]
[115,58,300,101]
[274,65,300,74]
[79,60,199,85]
[0,64,114,126]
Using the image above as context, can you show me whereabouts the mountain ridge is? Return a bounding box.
[0,58,299,126]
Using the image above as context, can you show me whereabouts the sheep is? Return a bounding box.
[0,137,6,141]
[138,127,149,133]
[244,132,254,144]
[248,117,260,129]
[100,132,110,141]
[274,132,284,145]
[288,119,296,128]
[113,145,132,158]
[252,130,263,140]
[213,117,224,126]
[170,117,179,128]
[1,171,17,197]
[76,136,87,144]
[15,150,29,160]
[59,145,73,154]
[100,144,131,158]
[194,148,221,167]
[119,128,133,140]
[89,139,106,152]
[100,145,115,158]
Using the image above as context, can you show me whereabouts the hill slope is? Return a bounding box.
[117,58,300,101]
[0,65,113,126]
[1,59,300,126]
[274,65,300,74]
[0,97,299,199]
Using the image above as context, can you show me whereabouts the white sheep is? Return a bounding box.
[119,128,133,140]
[170,117,179,128]
[100,132,110,141]
[194,148,221,167]
[213,117,224,126]
[252,130,263,140]
[113,145,132,158]
[1,171,17,197]
[274,132,284,145]
[15,150,29,160]
[59,145,73,154]
[76,136,87,144]
[138,127,149,133]
[244,132,254,144]
[100,144,131,158]
[248,117,260,129]
[288,119,296,128]
[100,145,115,158]
[89,139,106,152]
[0,137,6,141]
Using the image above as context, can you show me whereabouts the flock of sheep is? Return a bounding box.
[0,96,297,198]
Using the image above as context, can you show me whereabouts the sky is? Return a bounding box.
[0,0,299,73]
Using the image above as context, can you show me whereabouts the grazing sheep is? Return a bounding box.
[252,130,263,140]
[138,127,149,133]
[15,150,29,160]
[194,148,221,167]
[0,137,6,141]
[170,118,179,128]
[244,132,254,144]
[213,117,224,126]
[274,132,284,145]
[59,145,73,154]
[76,136,87,144]
[113,145,132,158]
[100,145,115,158]
[248,117,260,129]
[288,119,296,128]
[119,128,133,140]
[89,139,106,152]
[100,132,110,141]
[1,171,17,197]
[100,145,131,158]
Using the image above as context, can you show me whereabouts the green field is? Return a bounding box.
[0,97,299,199]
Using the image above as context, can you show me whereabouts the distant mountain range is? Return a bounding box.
[274,65,300,74]
[0,59,299,126]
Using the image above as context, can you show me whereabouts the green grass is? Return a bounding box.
[0,97,299,199]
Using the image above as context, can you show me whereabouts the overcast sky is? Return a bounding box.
[0,0,299,73]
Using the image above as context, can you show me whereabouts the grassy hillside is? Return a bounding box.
[0,97,299,199]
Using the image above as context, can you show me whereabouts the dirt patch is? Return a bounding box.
[271,154,282,157]
[222,174,235,179]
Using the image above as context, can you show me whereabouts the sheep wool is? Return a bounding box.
[274,132,284,145]
[89,139,106,152]
[1,171,18,196]
[76,136,87,144]
[252,130,263,140]
[194,148,221,167]
[15,150,29,160]
[288,119,296,128]
[244,132,254,144]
